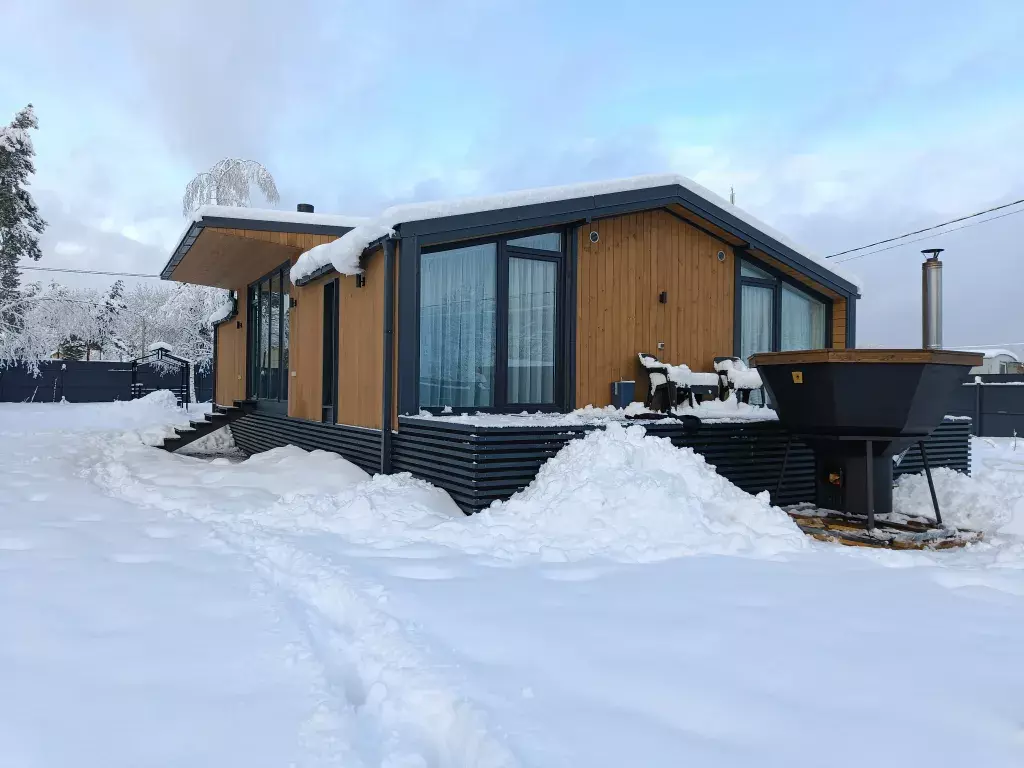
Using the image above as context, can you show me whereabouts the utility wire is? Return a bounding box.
[826,197,1024,259]
[19,265,161,279]
[834,206,1024,264]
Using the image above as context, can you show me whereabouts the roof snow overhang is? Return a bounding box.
[289,180,859,298]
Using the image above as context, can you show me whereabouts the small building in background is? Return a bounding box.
[963,348,1022,375]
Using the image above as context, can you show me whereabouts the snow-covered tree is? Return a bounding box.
[182,158,280,215]
[0,105,47,312]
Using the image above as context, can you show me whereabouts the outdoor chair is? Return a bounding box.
[638,353,676,413]
[714,356,764,404]
[639,354,720,410]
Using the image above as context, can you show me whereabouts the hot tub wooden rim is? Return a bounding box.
[750,349,984,366]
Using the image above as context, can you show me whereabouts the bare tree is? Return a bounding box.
[182,158,280,215]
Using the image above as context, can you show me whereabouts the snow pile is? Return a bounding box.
[289,223,394,282]
[893,437,1024,536]
[894,467,1010,532]
[478,424,806,561]
[715,358,763,389]
[177,425,239,456]
[147,340,173,353]
[289,173,860,288]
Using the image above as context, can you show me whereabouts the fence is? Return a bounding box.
[0,361,213,404]
[947,374,1024,437]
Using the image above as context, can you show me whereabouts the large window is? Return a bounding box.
[739,258,828,363]
[418,231,562,411]
[247,263,290,406]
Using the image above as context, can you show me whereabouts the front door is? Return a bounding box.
[247,263,290,410]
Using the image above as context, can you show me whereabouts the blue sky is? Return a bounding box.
[2,0,1023,347]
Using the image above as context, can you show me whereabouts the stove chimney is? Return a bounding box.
[922,248,944,349]
[297,203,314,213]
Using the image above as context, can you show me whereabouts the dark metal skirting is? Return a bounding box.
[892,419,972,477]
[229,412,382,474]
[394,416,972,514]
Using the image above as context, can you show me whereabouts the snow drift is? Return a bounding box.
[476,423,807,561]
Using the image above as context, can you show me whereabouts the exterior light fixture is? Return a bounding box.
[589,231,600,243]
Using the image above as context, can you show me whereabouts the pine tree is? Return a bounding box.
[0,105,47,308]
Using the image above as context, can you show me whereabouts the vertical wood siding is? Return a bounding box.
[337,247,385,429]
[832,298,847,349]
[287,274,329,420]
[214,289,247,405]
[575,210,736,407]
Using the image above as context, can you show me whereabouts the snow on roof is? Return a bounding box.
[189,204,369,229]
[148,341,173,352]
[288,173,862,290]
[959,347,1020,361]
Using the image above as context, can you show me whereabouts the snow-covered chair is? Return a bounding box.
[639,354,720,410]
[714,357,764,404]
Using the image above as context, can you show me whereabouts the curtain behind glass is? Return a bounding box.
[281,275,290,400]
[781,283,826,350]
[508,257,556,404]
[259,280,271,399]
[740,283,774,364]
[419,244,497,408]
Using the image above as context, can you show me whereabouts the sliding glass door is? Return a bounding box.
[418,230,562,412]
[247,263,290,408]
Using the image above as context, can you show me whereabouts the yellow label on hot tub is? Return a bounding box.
[791,371,804,384]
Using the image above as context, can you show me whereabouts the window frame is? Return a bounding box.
[734,255,833,360]
[416,227,567,414]
[246,260,292,413]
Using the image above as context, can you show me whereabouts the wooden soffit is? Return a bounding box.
[168,228,303,288]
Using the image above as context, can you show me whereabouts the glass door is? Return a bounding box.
[247,263,291,409]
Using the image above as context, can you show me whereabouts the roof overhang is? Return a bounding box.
[392,184,860,298]
[161,211,355,286]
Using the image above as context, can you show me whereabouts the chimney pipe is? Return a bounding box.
[296,203,314,213]
[922,248,943,349]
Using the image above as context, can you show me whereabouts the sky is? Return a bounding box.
[2,0,1023,349]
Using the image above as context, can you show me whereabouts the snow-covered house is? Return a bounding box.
[162,174,861,502]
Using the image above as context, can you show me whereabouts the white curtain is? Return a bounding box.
[781,283,826,350]
[507,257,556,404]
[419,244,497,408]
[740,283,774,364]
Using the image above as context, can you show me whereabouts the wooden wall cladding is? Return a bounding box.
[337,247,385,429]
[575,210,735,408]
[214,289,247,405]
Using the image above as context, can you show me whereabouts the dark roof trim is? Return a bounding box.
[392,184,860,298]
[160,214,356,281]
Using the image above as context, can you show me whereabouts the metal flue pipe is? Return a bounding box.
[922,248,944,349]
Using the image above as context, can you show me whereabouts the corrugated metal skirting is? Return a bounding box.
[228,412,972,515]
[394,416,972,513]
[230,412,381,474]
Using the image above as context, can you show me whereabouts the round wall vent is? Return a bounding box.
[589,231,600,244]
[717,250,726,262]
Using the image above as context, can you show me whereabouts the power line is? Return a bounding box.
[19,265,161,279]
[826,197,1024,259]
[834,206,1024,264]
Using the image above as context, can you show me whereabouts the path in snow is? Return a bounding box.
[5,398,1024,766]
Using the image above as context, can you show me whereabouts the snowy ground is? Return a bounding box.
[2,394,1024,767]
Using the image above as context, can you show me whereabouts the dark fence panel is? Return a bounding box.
[229,411,382,474]
[394,417,972,513]
[947,378,1024,437]
[0,361,212,404]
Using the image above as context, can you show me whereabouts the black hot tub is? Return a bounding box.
[751,349,981,527]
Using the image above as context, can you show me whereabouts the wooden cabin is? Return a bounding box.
[162,176,864,505]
